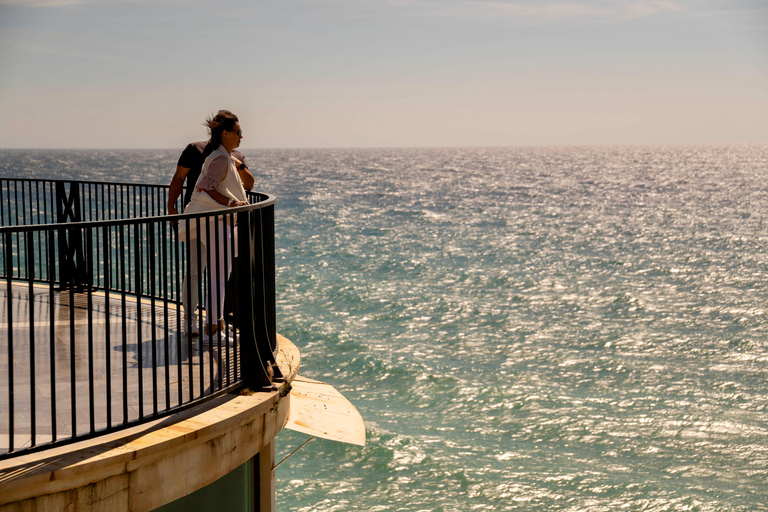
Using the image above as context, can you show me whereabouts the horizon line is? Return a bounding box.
[1,141,766,152]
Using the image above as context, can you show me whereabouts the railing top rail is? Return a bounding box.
[0,176,275,233]
[0,198,276,234]
[0,177,171,189]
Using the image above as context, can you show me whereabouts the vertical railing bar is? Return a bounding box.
[9,179,13,222]
[204,215,212,396]
[161,219,170,411]
[18,183,25,280]
[268,205,276,360]
[195,216,204,363]
[233,211,239,383]
[68,233,77,439]
[223,212,230,388]
[100,184,105,220]
[134,223,144,419]
[20,183,28,254]
[236,208,242,382]
[13,182,20,268]
[176,218,184,407]
[148,221,158,415]
[213,216,221,392]
[13,182,20,277]
[91,185,99,288]
[36,182,43,279]
[93,183,99,222]
[26,232,36,447]
[22,181,28,222]
[119,225,128,424]
[49,182,56,225]
[198,216,205,399]
[186,217,194,403]
[48,230,57,443]
[232,210,238,383]
[40,181,46,225]
[103,225,112,428]
[102,184,107,221]
[108,184,113,220]
[132,188,138,294]
[39,181,45,226]
[86,227,95,434]
[81,183,86,222]
[0,180,6,228]
[5,232,15,452]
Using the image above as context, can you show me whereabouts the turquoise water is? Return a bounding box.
[2,145,768,511]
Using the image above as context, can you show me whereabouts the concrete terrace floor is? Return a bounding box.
[0,281,241,456]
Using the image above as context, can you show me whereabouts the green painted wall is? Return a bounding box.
[153,459,254,512]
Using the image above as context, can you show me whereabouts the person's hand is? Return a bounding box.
[167,205,180,230]
[230,200,249,207]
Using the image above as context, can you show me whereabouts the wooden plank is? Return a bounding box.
[284,376,365,446]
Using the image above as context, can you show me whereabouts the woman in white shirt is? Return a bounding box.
[180,110,254,341]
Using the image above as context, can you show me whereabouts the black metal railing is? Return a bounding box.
[0,178,278,459]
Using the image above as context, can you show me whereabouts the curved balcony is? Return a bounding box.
[0,178,281,459]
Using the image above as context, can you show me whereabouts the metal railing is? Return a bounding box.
[0,178,278,459]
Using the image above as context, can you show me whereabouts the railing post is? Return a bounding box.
[55,181,90,290]
[237,206,278,389]
[4,232,15,453]
[262,205,277,356]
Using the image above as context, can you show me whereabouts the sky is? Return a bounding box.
[0,0,766,149]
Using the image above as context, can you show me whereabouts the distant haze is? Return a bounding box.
[0,0,766,149]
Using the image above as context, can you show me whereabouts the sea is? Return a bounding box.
[1,144,768,511]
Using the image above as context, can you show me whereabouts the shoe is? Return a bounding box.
[183,317,200,336]
[182,312,200,336]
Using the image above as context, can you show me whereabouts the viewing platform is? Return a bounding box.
[0,178,364,511]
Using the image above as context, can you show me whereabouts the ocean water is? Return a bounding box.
[2,144,768,511]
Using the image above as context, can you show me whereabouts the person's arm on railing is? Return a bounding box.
[168,165,190,215]
[204,188,249,207]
